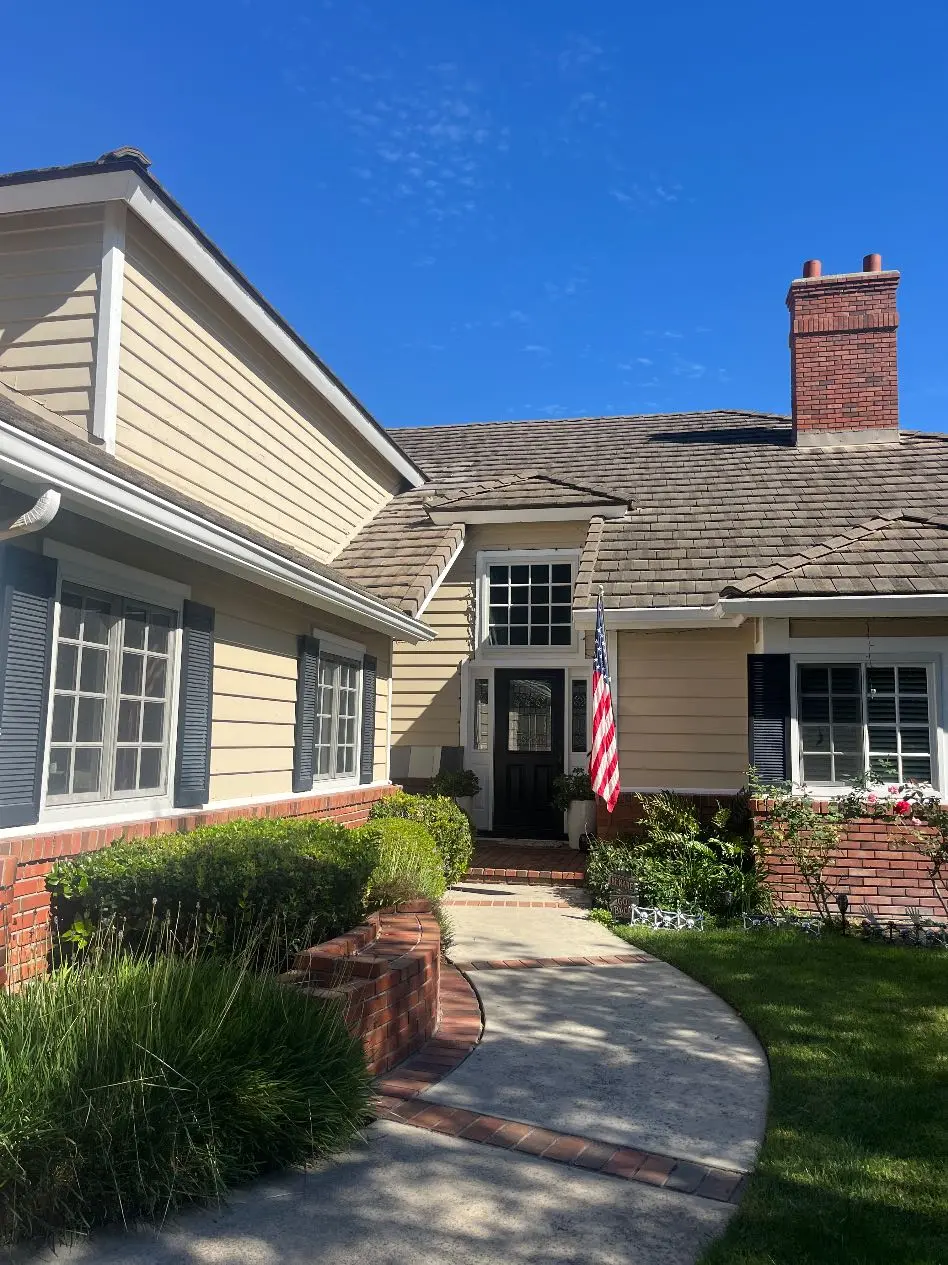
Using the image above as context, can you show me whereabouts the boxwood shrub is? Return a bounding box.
[358,817,446,910]
[46,817,376,961]
[368,792,473,885]
[0,949,370,1244]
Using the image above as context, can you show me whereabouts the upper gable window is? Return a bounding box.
[488,562,573,647]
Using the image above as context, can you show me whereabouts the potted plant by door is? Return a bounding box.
[553,770,596,850]
[430,769,481,828]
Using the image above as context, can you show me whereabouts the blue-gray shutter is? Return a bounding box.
[0,546,57,828]
[747,653,791,785]
[292,635,319,793]
[360,654,377,785]
[174,600,215,808]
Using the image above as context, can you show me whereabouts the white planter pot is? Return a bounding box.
[567,799,596,850]
[454,795,476,828]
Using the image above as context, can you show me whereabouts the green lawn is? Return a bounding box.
[609,924,948,1265]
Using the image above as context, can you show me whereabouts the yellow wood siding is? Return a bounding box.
[41,512,393,805]
[392,582,471,747]
[391,521,589,749]
[616,624,755,790]
[0,205,103,437]
[115,215,399,561]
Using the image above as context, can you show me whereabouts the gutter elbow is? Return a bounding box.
[0,488,61,541]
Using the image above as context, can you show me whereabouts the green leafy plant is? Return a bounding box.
[0,936,370,1244]
[587,790,768,918]
[46,817,376,965]
[356,817,447,910]
[749,768,846,923]
[369,792,473,886]
[429,768,480,798]
[552,769,595,812]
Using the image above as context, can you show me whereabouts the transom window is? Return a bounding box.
[488,562,573,647]
[797,663,933,786]
[47,585,176,803]
[315,654,360,779]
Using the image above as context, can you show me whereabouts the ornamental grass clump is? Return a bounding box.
[0,936,370,1245]
[358,817,447,910]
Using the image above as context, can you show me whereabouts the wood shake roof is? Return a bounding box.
[333,411,948,613]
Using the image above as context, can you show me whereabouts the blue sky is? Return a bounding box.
[4,1,948,429]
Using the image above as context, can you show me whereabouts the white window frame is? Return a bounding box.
[474,548,583,661]
[310,627,366,789]
[790,649,941,796]
[39,544,188,826]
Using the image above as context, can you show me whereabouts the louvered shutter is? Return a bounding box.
[360,654,377,785]
[0,546,57,827]
[174,600,215,808]
[747,653,791,785]
[292,636,319,793]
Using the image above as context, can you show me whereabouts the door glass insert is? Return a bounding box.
[507,678,553,753]
[473,678,489,751]
[571,678,588,753]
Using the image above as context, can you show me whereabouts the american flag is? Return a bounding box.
[589,593,620,813]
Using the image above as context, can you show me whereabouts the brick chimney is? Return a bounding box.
[787,254,900,446]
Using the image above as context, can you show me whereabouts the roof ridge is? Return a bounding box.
[574,516,606,606]
[390,409,792,435]
[724,511,914,595]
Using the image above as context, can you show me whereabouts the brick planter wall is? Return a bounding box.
[596,791,944,921]
[756,808,944,920]
[0,784,397,989]
[286,901,441,1076]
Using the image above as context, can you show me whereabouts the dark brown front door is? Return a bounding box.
[493,669,565,837]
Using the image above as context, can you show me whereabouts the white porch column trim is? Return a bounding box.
[91,201,127,452]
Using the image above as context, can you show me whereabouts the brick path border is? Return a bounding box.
[452,953,653,971]
[465,866,585,886]
[375,1095,746,1205]
[443,898,577,909]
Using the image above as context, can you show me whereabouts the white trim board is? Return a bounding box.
[0,418,435,644]
[413,530,466,620]
[723,595,948,617]
[427,506,626,525]
[0,169,424,489]
[91,201,126,452]
[573,603,744,629]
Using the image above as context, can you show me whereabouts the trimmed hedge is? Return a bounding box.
[359,818,446,910]
[47,817,376,960]
[368,792,474,885]
[0,950,369,1243]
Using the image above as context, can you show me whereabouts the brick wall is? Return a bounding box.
[757,810,943,920]
[597,791,737,837]
[597,791,943,921]
[287,901,440,1075]
[0,784,396,989]
[787,263,900,442]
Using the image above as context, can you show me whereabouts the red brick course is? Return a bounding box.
[0,784,396,990]
[287,900,442,1077]
[758,810,943,919]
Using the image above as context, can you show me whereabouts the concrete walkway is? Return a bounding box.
[24,874,769,1265]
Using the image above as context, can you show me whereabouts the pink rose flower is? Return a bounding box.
[887,786,899,795]
[894,799,912,816]
[866,793,878,804]
[911,817,923,827]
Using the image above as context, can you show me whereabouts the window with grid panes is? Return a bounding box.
[47,586,176,803]
[314,654,360,779]
[797,663,934,786]
[488,562,573,647]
